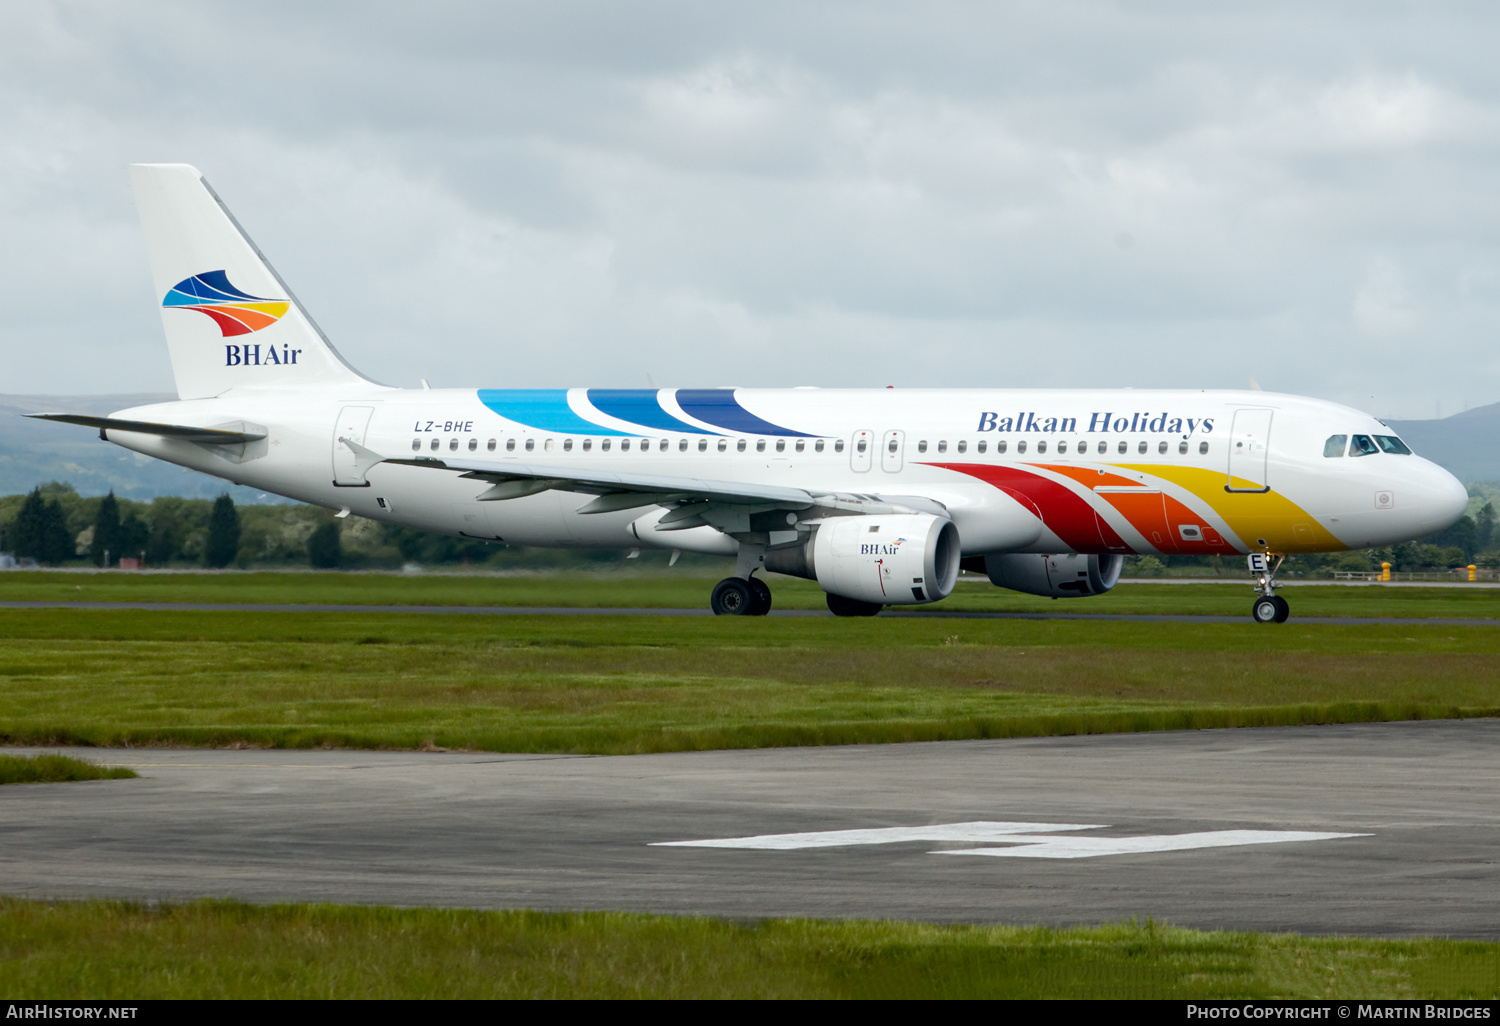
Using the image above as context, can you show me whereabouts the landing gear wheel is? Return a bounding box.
[827,593,883,617]
[1252,596,1280,624]
[1272,595,1290,623]
[747,577,772,616]
[711,577,756,616]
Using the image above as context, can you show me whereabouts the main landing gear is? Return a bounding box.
[1248,552,1290,624]
[711,576,773,616]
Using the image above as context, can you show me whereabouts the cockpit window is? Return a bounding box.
[1349,434,1379,457]
[1323,434,1347,457]
[1374,435,1412,455]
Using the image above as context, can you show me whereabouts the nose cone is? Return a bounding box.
[1418,461,1469,534]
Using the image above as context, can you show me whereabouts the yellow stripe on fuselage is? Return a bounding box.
[1112,463,1345,553]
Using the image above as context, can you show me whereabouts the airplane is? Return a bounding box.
[30,164,1470,623]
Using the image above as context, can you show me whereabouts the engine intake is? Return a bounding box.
[764,513,961,605]
[980,553,1123,598]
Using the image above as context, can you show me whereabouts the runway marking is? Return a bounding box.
[655,821,1371,859]
[933,829,1370,859]
[651,821,1108,849]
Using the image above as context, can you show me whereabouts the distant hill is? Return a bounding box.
[0,394,294,502]
[1386,403,1500,484]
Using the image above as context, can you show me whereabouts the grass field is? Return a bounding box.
[4,569,1500,618]
[0,603,1496,752]
[0,899,1495,999]
[0,753,136,784]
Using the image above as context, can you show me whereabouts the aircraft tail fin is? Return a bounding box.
[129,163,374,399]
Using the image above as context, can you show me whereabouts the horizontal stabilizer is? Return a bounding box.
[26,413,266,444]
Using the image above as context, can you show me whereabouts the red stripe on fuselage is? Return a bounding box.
[926,463,1129,553]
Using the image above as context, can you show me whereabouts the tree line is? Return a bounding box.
[2,481,1496,573]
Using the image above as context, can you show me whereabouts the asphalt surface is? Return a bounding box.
[4,720,1498,937]
[0,600,1496,626]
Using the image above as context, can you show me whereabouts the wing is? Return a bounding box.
[359,440,946,534]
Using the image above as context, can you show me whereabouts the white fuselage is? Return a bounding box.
[101,385,1468,560]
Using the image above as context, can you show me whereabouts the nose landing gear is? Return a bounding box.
[1248,553,1290,623]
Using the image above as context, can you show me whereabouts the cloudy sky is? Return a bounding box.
[4,1,1499,419]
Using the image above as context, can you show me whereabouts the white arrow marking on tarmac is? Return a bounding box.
[932,829,1370,860]
[653,821,1371,859]
[651,821,1109,850]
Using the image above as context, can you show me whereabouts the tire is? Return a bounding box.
[1251,596,1280,624]
[1272,595,1290,623]
[747,577,772,616]
[711,577,756,616]
[827,592,882,617]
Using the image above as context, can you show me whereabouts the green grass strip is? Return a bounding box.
[0,609,1498,754]
[0,753,136,784]
[0,898,1494,999]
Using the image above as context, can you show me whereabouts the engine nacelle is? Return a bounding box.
[981,553,1123,598]
[764,514,961,605]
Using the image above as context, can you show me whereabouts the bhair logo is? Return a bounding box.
[163,270,290,337]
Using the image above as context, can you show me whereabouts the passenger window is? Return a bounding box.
[815,439,825,452]
[545,439,555,452]
[938,440,947,453]
[888,438,898,453]
[1323,434,1347,458]
[430,438,439,451]
[1157,441,1168,454]
[621,439,631,451]
[582,438,592,451]
[1375,435,1412,455]
[977,440,987,454]
[506,438,516,452]
[657,438,667,452]
[468,438,478,451]
[698,438,708,452]
[757,439,766,452]
[601,439,611,452]
[563,439,573,451]
[796,440,805,453]
[1178,441,1188,454]
[679,438,688,452]
[1037,440,1047,454]
[449,438,459,451]
[996,440,1007,454]
[1017,440,1027,454]
[411,439,421,451]
[737,439,747,452]
[1138,441,1147,454]
[1057,440,1067,454]
[487,439,496,452]
[524,438,535,451]
[857,439,868,453]
[642,439,651,453]
[1198,441,1208,455]
[776,439,785,452]
[1349,434,1378,457]
[718,439,728,452]
[1118,441,1127,455]
[957,440,967,454]
[835,439,845,452]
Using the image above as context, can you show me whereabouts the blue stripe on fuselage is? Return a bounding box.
[675,389,812,437]
[586,389,715,435]
[477,389,627,435]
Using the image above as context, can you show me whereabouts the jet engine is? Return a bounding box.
[764,513,961,605]
[980,552,1123,598]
